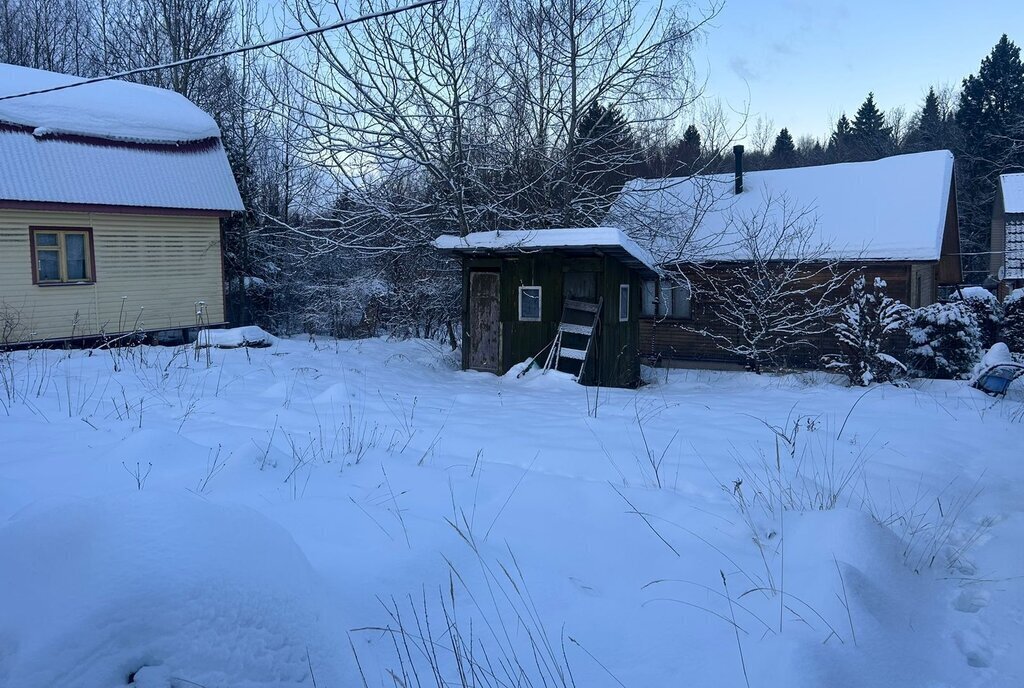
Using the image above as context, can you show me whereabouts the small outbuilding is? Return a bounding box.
[434,227,660,388]
[990,172,1024,298]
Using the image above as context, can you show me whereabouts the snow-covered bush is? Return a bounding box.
[823,276,909,385]
[952,286,1001,348]
[1002,288,1024,355]
[905,301,983,379]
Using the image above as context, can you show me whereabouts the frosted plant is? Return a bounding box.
[825,276,910,386]
[905,301,983,379]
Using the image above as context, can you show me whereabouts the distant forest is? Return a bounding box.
[2,0,1022,334]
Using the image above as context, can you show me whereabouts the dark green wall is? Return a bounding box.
[461,252,642,388]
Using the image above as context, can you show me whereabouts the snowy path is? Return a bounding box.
[0,337,1021,687]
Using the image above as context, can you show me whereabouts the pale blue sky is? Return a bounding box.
[700,0,1023,142]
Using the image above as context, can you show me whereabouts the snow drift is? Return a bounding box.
[0,492,342,688]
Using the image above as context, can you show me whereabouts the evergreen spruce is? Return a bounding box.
[849,92,892,160]
[905,302,983,379]
[573,101,637,208]
[824,276,909,386]
[827,114,852,162]
[769,128,798,168]
[1002,289,1024,354]
[956,35,1024,279]
[664,124,701,175]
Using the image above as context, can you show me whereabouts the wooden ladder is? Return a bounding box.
[543,297,603,381]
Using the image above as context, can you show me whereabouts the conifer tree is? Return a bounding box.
[849,92,892,160]
[769,127,798,168]
[662,124,701,175]
[825,276,909,386]
[827,114,852,162]
[573,101,637,207]
[956,35,1024,279]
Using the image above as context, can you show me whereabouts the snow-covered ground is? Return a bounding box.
[0,336,1021,687]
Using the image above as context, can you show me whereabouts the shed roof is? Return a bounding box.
[609,150,955,263]
[1001,173,1024,215]
[433,227,660,277]
[0,63,242,213]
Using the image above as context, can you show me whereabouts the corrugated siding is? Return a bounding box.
[0,209,224,343]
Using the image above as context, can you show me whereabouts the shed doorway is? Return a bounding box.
[468,270,500,371]
[564,271,598,302]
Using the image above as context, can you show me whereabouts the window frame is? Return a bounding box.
[640,279,692,320]
[618,283,630,322]
[29,226,96,286]
[518,285,542,322]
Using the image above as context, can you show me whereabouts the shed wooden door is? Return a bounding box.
[468,271,501,372]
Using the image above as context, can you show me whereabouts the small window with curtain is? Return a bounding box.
[668,282,691,319]
[619,284,630,321]
[518,286,541,321]
[31,228,94,285]
[640,279,691,319]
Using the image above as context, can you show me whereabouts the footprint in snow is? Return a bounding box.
[953,589,990,614]
[954,629,993,669]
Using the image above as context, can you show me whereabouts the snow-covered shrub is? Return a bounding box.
[823,276,909,385]
[905,301,983,379]
[1002,288,1024,355]
[952,286,1001,348]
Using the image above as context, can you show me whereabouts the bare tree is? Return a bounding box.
[672,196,857,372]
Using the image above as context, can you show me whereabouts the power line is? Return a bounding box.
[0,0,443,103]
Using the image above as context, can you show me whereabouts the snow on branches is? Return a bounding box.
[905,301,983,379]
[823,276,909,386]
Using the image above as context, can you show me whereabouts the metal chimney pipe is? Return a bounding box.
[734,145,744,194]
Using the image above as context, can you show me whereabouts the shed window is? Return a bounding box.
[518,286,541,321]
[619,284,630,321]
[641,280,691,319]
[31,228,94,284]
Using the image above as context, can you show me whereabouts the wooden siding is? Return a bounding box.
[460,252,642,387]
[0,209,225,343]
[641,262,922,368]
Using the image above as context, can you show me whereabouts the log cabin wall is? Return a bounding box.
[640,262,925,369]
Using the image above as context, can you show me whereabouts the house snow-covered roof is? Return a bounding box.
[1000,173,1024,215]
[0,63,243,213]
[0,63,220,144]
[433,227,660,276]
[609,150,956,264]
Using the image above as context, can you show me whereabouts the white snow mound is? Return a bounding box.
[197,326,276,349]
[0,492,341,688]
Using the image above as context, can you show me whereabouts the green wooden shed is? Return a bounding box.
[434,227,660,388]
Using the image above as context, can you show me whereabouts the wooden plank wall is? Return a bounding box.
[0,209,225,343]
[641,262,925,368]
[462,253,643,387]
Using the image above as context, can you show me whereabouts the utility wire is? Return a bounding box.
[0,0,443,103]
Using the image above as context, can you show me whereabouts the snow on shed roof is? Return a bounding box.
[1001,173,1024,214]
[609,150,955,263]
[433,227,660,276]
[0,63,220,144]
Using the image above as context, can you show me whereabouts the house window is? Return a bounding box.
[518,286,541,321]
[641,280,691,319]
[31,228,94,285]
[619,284,630,321]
